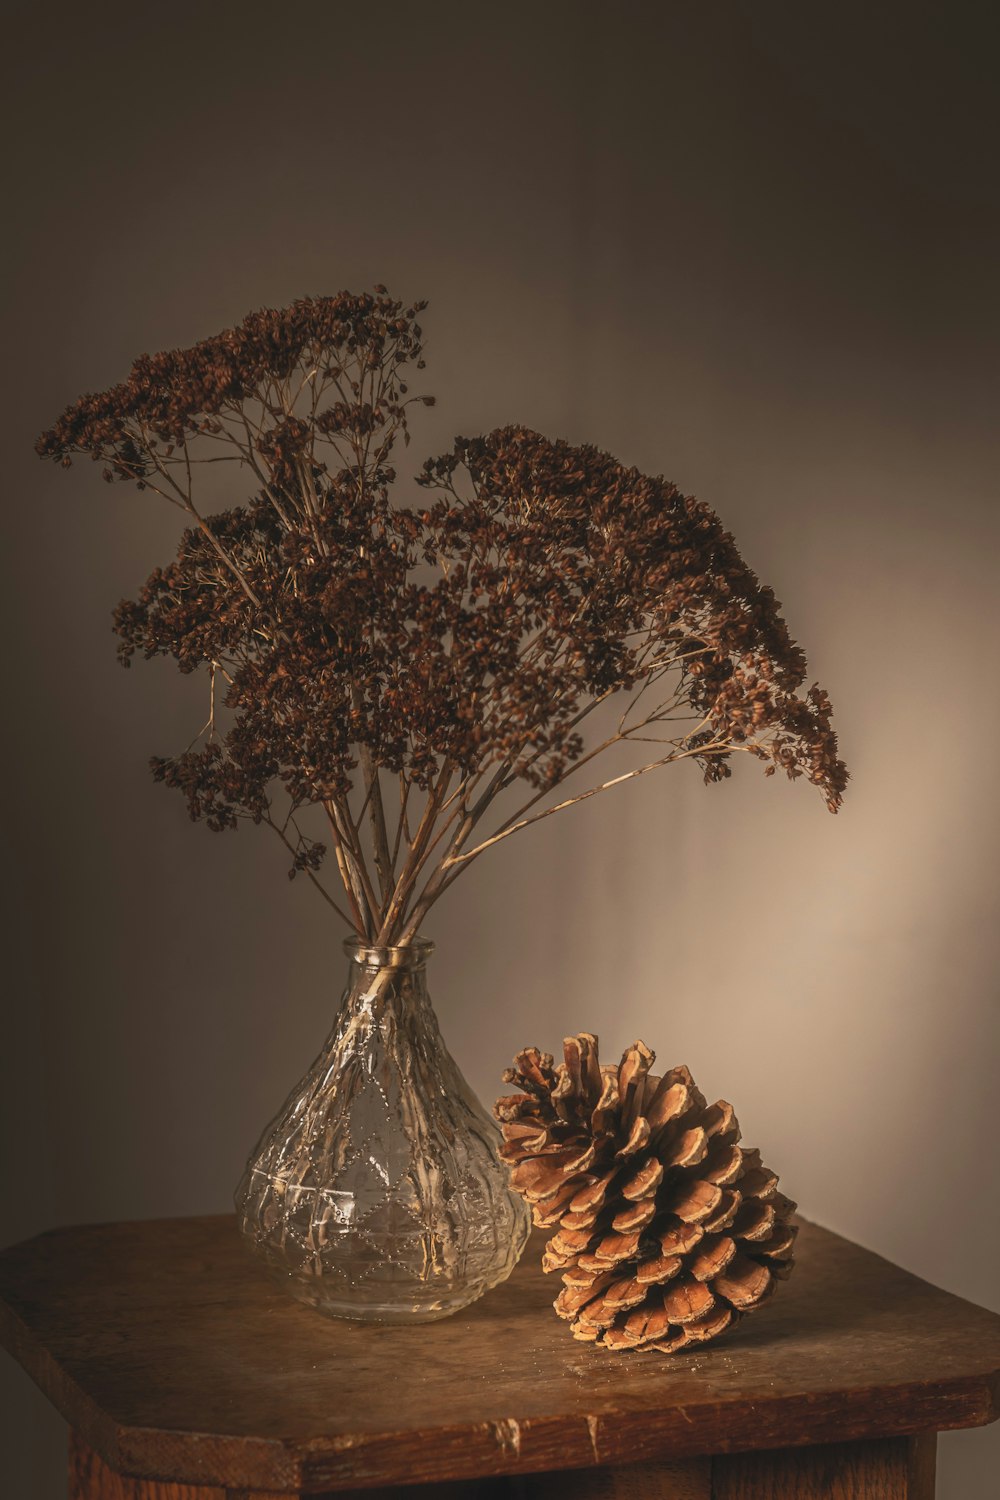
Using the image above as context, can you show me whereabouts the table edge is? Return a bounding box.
[4,1292,998,1492]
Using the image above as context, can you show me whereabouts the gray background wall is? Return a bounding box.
[2,3,998,1494]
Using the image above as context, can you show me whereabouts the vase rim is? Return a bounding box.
[342,936,434,968]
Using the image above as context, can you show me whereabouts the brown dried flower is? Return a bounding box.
[37,288,848,942]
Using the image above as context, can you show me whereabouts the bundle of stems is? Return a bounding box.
[37,289,847,948]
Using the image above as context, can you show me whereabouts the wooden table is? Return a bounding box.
[0,1216,998,1499]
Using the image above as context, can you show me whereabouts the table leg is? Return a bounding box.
[711,1435,937,1499]
[516,1460,711,1497]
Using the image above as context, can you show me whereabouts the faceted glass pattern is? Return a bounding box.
[235,939,530,1321]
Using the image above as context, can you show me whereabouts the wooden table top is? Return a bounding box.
[1,1215,998,1493]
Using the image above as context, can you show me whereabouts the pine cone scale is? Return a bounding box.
[636,1251,683,1285]
[621,1157,664,1199]
[702,1142,744,1184]
[689,1233,737,1282]
[611,1197,657,1233]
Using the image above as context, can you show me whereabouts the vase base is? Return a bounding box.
[261,1263,502,1323]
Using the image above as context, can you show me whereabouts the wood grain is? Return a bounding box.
[1,1216,996,1493]
[711,1434,936,1499]
[69,1430,228,1497]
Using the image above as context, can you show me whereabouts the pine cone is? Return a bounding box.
[495,1035,797,1353]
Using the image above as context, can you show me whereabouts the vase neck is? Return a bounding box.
[340,936,434,1019]
[342,936,434,973]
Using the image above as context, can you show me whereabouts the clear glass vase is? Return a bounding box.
[235,938,530,1321]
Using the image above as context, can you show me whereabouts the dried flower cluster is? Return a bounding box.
[37,288,847,942]
[497,1036,796,1352]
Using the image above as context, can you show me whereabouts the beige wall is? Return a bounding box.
[3,4,998,1494]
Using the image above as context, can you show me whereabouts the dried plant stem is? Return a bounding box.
[323,801,373,938]
[263,813,354,928]
[359,746,394,904]
[375,769,453,945]
[445,741,726,871]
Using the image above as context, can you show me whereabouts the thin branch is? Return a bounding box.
[263,813,354,928]
[442,741,730,870]
[374,764,453,945]
[389,772,412,879]
[359,745,394,907]
[321,800,371,937]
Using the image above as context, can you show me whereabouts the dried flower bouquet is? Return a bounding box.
[37,289,847,948]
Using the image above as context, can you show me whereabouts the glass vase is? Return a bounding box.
[235,937,530,1321]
